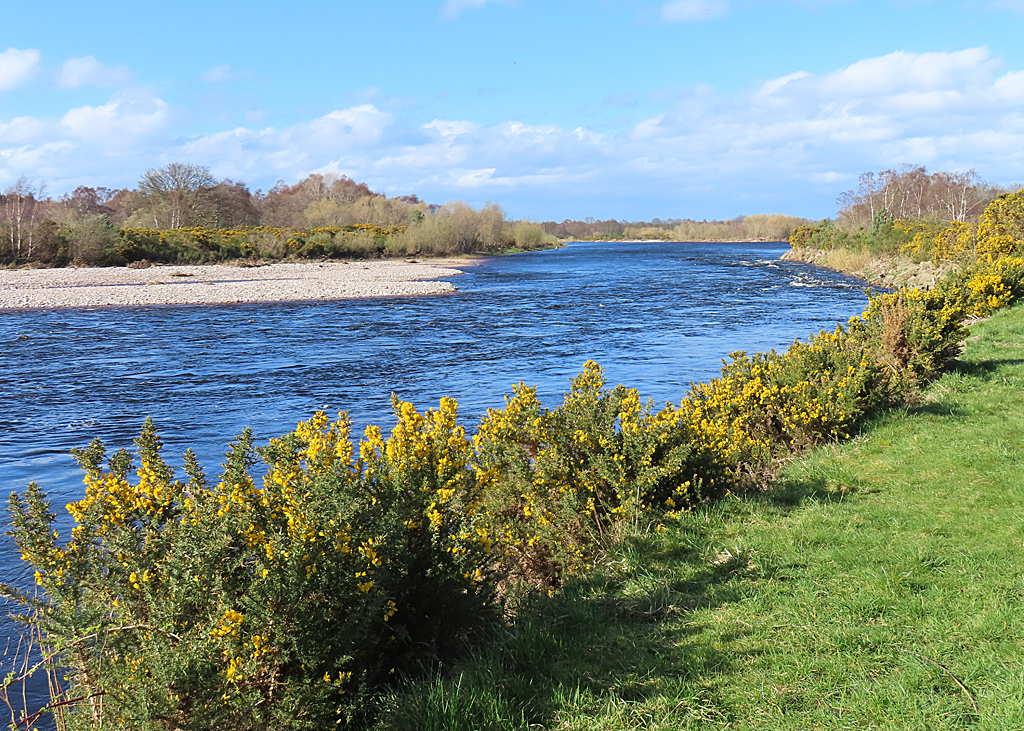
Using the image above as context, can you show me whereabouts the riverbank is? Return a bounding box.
[566,238,789,244]
[0,259,473,310]
[382,303,1024,730]
[782,246,958,289]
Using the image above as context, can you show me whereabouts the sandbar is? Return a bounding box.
[0,260,472,311]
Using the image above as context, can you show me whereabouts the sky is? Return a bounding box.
[2,0,1024,221]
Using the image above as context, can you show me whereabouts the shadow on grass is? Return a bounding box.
[945,358,998,376]
[766,474,855,506]
[905,401,967,418]
[946,357,1024,377]
[380,526,757,730]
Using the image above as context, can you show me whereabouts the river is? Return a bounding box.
[0,239,867,717]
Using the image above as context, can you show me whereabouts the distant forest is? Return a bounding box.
[0,164,565,266]
[4,162,1000,268]
[538,214,812,243]
[0,163,827,267]
[790,165,1024,261]
[835,165,1014,229]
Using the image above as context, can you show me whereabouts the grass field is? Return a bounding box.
[378,303,1024,730]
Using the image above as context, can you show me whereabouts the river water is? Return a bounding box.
[0,239,867,714]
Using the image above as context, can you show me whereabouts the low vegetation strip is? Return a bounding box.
[381,302,1024,730]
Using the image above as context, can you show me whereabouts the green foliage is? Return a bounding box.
[870,206,893,235]
[474,364,726,595]
[117,227,184,264]
[510,221,547,248]
[4,404,495,730]
[110,224,407,265]
[61,214,123,266]
[33,220,70,265]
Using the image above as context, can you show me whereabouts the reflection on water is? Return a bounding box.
[0,240,867,714]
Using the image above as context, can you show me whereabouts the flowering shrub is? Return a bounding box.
[5,404,493,730]
[901,219,976,262]
[678,330,879,460]
[473,364,729,593]
[976,190,1024,258]
[848,287,968,391]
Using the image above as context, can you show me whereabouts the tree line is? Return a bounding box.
[539,213,812,242]
[0,164,557,266]
[790,165,1023,260]
[835,165,1014,231]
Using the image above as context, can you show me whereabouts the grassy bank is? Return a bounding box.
[380,303,1024,730]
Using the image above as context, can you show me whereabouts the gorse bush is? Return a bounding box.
[112,225,407,265]
[7,188,1024,729]
[474,365,732,595]
[5,403,495,730]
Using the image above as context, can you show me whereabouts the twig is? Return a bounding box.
[906,649,979,714]
[14,692,105,730]
[1,623,183,689]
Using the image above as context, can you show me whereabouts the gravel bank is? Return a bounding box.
[781,247,957,290]
[0,260,469,311]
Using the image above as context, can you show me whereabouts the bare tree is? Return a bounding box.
[837,166,999,229]
[62,186,118,216]
[208,180,260,227]
[137,163,218,229]
[934,169,990,222]
[2,176,45,261]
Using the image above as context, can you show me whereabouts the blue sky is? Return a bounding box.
[2,0,1024,220]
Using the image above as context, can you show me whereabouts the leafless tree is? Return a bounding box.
[836,166,1001,229]
[137,163,218,229]
[2,176,45,261]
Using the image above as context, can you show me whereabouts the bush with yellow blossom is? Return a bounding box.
[4,402,494,730]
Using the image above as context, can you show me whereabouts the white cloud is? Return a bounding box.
[170,105,395,182]
[322,105,393,139]
[455,168,496,187]
[4,47,1024,219]
[59,56,132,89]
[661,0,728,22]
[0,116,47,145]
[820,47,996,97]
[441,0,513,20]
[424,119,482,137]
[203,65,233,83]
[993,70,1024,102]
[0,48,40,91]
[756,71,810,99]
[60,94,170,144]
[202,64,250,83]
[809,171,849,185]
[631,115,666,140]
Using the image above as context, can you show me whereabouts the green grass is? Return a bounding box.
[377,304,1024,730]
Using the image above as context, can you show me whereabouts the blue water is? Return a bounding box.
[0,240,867,715]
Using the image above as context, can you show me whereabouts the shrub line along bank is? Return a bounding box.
[4,190,1024,729]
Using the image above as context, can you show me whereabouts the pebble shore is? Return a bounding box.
[781,247,956,290]
[0,260,469,311]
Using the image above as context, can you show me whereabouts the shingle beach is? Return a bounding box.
[0,260,468,310]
